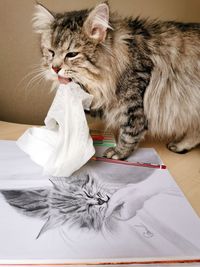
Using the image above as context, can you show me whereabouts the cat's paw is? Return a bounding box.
[103,147,130,160]
[167,142,189,154]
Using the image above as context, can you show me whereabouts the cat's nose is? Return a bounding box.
[52,66,61,74]
[98,198,106,205]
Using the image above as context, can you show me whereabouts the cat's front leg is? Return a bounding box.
[104,107,148,159]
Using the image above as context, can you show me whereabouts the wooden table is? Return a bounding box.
[0,120,200,217]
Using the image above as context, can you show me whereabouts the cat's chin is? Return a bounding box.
[58,76,72,85]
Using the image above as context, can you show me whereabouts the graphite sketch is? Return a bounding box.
[0,141,200,262]
[1,174,112,238]
[1,171,159,239]
[0,170,198,252]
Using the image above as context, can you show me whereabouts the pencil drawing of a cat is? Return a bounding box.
[0,171,183,240]
[32,2,200,159]
[1,175,112,238]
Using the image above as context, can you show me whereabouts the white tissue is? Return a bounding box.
[17,82,95,177]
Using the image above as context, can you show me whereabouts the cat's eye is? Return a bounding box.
[65,52,79,59]
[48,49,55,57]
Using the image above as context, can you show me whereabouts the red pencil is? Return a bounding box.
[91,156,166,169]
[91,135,113,141]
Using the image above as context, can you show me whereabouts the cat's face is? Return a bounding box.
[1,174,111,238]
[50,175,110,231]
[33,4,111,92]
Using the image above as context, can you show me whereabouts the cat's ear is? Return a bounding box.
[32,4,54,33]
[84,3,111,42]
[81,174,90,188]
[1,189,49,218]
[36,216,63,239]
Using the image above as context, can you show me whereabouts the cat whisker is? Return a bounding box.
[49,80,59,93]
[17,67,45,89]
[54,177,64,188]
[28,62,43,69]
[32,74,46,89]
[97,182,107,194]
[61,177,67,188]
[24,72,45,89]
[24,69,48,92]
[99,223,110,241]
[24,77,44,95]
[59,228,74,247]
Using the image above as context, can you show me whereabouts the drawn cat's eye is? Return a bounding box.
[65,52,79,59]
[84,191,92,199]
[97,192,103,198]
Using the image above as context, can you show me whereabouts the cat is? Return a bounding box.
[32,1,200,159]
[1,174,113,238]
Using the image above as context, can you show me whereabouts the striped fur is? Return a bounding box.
[33,3,200,159]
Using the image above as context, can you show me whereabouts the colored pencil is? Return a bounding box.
[92,135,114,141]
[93,143,115,147]
[91,156,166,169]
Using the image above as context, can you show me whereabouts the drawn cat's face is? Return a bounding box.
[1,174,110,238]
[33,3,110,91]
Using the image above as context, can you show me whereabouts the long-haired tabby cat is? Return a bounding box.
[33,1,200,159]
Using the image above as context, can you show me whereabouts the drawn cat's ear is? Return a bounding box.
[81,174,90,187]
[36,216,60,239]
[1,189,49,218]
[84,3,112,42]
[32,4,55,33]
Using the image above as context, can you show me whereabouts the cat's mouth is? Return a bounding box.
[58,75,72,84]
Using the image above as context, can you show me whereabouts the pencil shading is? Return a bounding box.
[0,141,200,263]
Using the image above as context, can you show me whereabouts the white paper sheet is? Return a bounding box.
[0,141,200,266]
